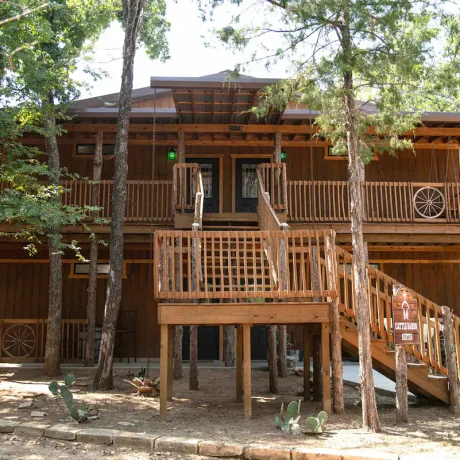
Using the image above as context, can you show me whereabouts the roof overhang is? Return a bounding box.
[150,75,280,90]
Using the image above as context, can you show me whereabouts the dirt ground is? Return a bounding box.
[0,434,214,459]
[1,367,459,459]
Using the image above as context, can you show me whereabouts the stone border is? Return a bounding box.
[0,419,401,459]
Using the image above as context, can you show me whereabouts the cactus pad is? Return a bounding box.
[305,416,320,433]
[318,411,328,426]
[60,386,74,410]
[287,400,300,418]
[64,374,75,387]
[48,381,59,396]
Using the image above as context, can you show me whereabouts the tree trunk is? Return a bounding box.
[395,345,408,423]
[189,325,199,390]
[312,333,322,401]
[93,0,146,390]
[268,325,278,393]
[86,131,103,367]
[344,67,380,431]
[441,306,460,410]
[223,325,236,367]
[173,326,183,380]
[43,99,62,378]
[278,325,288,377]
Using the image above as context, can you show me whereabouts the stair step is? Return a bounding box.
[428,374,448,380]
[407,363,428,368]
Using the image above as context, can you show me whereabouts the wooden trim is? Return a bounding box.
[0,259,152,264]
[231,154,273,212]
[158,302,332,325]
[71,143,115,160]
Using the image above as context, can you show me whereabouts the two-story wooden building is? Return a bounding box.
[1,72,460,417]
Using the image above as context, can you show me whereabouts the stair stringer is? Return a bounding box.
[340,318,449,404]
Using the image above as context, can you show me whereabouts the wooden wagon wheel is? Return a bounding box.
[2,324,36,358]
[413,186,446,219]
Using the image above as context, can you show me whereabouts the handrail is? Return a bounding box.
[257,169,283,231]
[335,245,460,380]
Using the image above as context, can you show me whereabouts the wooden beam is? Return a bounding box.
[303,324,311,401]
[167,325,174,402]
[243,324,252,419]
[157,303,332,325]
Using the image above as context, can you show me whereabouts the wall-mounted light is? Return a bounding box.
[167,147,177,161]
[281,147,287,161]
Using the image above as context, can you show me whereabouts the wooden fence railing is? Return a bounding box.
[257,169,284,232]
[258,163,287,211]
[173,163,199,212]
[335,246,459,379]
[193,169,204,230]
[0,319,88,363]
[287,180,460,224]
[61,180,174,222]
[154,230,337,300]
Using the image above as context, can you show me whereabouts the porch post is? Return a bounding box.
[243,323,252,419]
[236,325,243,402]
[160,324,169,420]
[274,131,281,163]
[178,130,185,163]
[303,324,311,401]
[321,322,332,414]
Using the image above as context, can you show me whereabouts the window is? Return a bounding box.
[69,262,127,279]
[324,145,379,161]
[241,164,259,199]
[75,144,115,158]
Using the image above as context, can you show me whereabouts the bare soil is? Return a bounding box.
[1,367,459,459]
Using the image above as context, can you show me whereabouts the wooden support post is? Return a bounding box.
[303,324,311,401]
[167,325,174,401]
[395,345,408,423]
[224,325,236,366]
[325,233,344,414]
[219,325,224,361]
[321,322,331,414]
[160,324,169,421]
[278,325,288,378]
[243,324,252,419]
[178,130,185,163]
[268,325,278,393]
[236,326,243,402]
[173,326,183,380]
[441,306,460,412]
[312,333,322,401]
[189,324,199,390]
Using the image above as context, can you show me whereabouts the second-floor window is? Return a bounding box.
[75,144,115,158]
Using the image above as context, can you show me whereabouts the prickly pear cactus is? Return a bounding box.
[304,411,328,435]
[48,374,87,423]
[275,400,301,434]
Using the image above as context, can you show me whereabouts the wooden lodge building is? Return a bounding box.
[2,72,460,417]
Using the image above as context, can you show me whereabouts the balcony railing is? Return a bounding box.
[61,180,173,223]
[287,180,460,224]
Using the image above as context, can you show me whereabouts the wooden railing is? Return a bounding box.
[193,169,204,230]
[257,169,284,231]
[258,163,287,211]
[287,180,460,224]
[335,246,459,379]
[61,180,173,222]
[173,163,199,212]
[154,230,337,300]
[0,319,88,363]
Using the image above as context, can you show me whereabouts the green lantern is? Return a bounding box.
[281,147,287,161]
[167,147,177,161]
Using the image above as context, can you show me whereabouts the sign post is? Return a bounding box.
[392,285,420,423]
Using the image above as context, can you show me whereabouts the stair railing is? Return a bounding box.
[258,163,288,211]
[193,168,204,230]
[335,245,460,381]
[173,163,199,212]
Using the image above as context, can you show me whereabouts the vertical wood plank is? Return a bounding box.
[160,324,169,421]
[321,322,332,414]
[243,324,252,419]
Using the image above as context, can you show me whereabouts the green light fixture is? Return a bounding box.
[280,147,287,161]
[167,147,177,161]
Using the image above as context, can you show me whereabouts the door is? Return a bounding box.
[186,158,219,213]
[235,158,269,212]
[182,326,220,361]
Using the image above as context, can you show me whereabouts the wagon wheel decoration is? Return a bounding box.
[413,186,446,219]
[2,324,36,358]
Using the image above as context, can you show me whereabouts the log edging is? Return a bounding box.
[0,418,402,459]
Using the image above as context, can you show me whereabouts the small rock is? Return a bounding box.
[117,421,135,426]
[31,411,48,417]
[19,401,33,409]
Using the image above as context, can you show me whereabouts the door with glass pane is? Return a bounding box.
[186,158,219,213]
[235,158,269,212]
